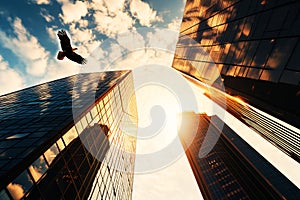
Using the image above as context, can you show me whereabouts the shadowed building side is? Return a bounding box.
[0,71,138,200]
[178,112,300,199]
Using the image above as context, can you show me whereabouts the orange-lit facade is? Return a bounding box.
[178,113,300,199]
[0,71,138,200]
[173,0,300,162]
[173,0,300,128]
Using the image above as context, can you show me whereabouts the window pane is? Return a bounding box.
[28,155,48,182]
[44,143,59,166]
[7,170,33,199]
[56,138,65,151]
[62,127,78,146]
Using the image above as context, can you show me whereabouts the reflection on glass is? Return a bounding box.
[56,138,65,151]
[7,170,33,200]
[90,106,98,119]
[86,112,92,124]
[62,127,78,146]
[44,143,59,166]
[81,116,88,130]
[28,155,48,182]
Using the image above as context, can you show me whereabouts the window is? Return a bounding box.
[44,143,60,166]
[62,127,78,146]
[7,170,33,199]
[28,155,48,182]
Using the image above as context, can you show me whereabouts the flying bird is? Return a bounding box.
[57,29,86,64]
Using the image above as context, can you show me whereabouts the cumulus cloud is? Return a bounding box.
[31,0,51,5]
[167,17,182,31]
[130,0,163,27]
[69,24,101,57]
[46,26,59,42]
[0,17,49,76]
[40,8,55,22]
[94,10,134,37]
[58,0,88,24]
[0,55,24,95]
[90,0,135,37]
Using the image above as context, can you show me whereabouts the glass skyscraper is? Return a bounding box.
[173,0,300,198]
[173,0,300,162]
[0,71,138,200]
[173,0,300,127]
[178,112,300,199]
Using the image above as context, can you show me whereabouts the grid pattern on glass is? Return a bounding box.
[179,113,300,199]
[0,71,129,189]
[176,0,300,84]
[4,71,137,200]
[0,70,138,200]
[172,0,300,156]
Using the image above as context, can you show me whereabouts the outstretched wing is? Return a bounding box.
[66,52,87,65]
[57,30,72,52]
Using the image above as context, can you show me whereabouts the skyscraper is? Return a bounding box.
[178,112,300,199]
[172,0,300,162]
[0,71,138,200]
[172,0,300,127]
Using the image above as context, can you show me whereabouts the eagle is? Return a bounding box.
[57,29,86,64]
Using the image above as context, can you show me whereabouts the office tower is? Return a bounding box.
[172,0,300,127]
[0,71,138,200]
[178,113,300,199]
[172,0,300,162]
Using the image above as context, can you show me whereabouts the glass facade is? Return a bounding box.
[0,71,138,200]
[172,0,300,128]
[178,113,300,199]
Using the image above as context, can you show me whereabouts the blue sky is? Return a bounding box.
[0,0,185,95]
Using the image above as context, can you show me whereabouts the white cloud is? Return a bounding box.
[116,30,145,51]
[32,0,51,5]
[0,55,24,95]
[58,0,88,24]
[69,24,101,57]
[40,8,55,22]
[93,6,135,37]
[130,0,163,27]
[167,17,182,31]
[46,26,59,42]
[0,17,49,76]
[102,0,126,14]
[40,59,80,84]
[87,0,136,38]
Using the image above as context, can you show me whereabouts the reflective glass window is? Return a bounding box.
[86,112,92,124]
[7,170,33,199]
[44,143,60,166]
[75,121,83,135]
[28,155,48,182]
[62,127,78,146]
[56,138,65,151]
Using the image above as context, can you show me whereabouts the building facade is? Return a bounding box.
[178,113,300,199]
[172,0,300,162]
[172,0,300,128]
[0,71,138,200]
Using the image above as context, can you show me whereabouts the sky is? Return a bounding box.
[0,0,185,95]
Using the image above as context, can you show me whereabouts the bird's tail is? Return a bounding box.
[57,51,65,60]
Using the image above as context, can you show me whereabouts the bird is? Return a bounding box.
[57,29,86,64]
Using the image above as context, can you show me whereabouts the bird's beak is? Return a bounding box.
[72,48,78,51]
